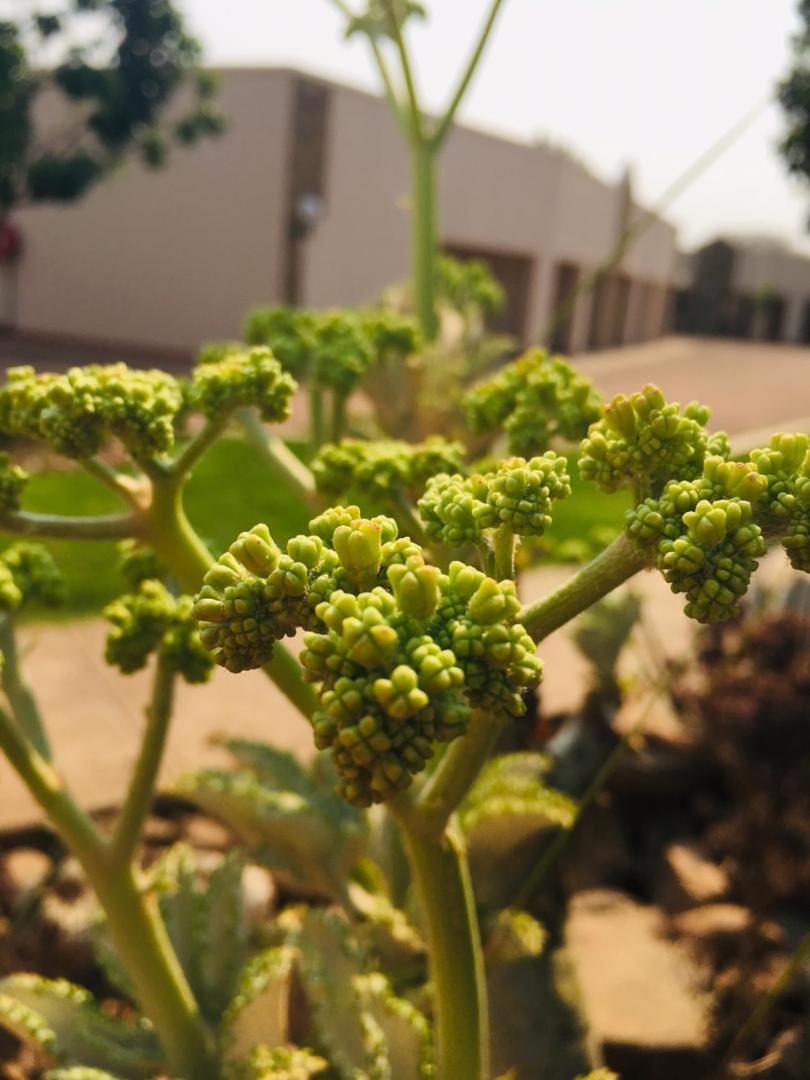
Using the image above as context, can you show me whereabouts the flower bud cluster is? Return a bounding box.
[193,511,543,806]
[579,384,711,497]
[0,364,184,461]
[418,452,571,546]
[243,306,419,393]
[464,349,602,456]
[312,437,466,499]
[749,433,810,572]
[105,580,213,683]
[0,542,64,613]
[436,255,505,317]
[243,305,316,377]
[626,456,769,623]
[190,346,296,423]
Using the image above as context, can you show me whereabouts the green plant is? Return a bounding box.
[0,353,807,1079]
[326,1,509,338]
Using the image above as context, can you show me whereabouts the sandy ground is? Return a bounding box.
[0,335,807,829]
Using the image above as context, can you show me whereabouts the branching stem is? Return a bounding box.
[0,615,51,759]
[110,653,176,867]
[0,508,140,541]
[519,532,650,643]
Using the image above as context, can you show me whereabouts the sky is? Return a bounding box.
[179,0,810,253]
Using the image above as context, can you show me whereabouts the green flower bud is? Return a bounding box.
[333,520,384,586]
[387,556,441,618]
[373,665,429,719]
[309,505,362,543]
[579,383,710,497]
[0,453,27,513]
[474,452,571,536]
[0,563,22,612]
[0,543,64,610]
[465,349,602,455]
[105,580,212,681]
[468,577,520,625]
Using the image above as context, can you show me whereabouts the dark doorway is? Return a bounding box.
[549,261,580,354]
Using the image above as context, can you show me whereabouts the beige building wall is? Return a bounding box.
[16,69,294,355]
[302,83,410,308]
[9,66,678,356]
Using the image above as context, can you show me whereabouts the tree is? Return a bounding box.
[0,0,224,221]
[778,1,810,189]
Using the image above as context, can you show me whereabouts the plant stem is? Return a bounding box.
[492,524,515,580]
[81,457,143,509]
[330,390,348,443]
[430,0,508,149]
[0,509,138,541]
[393,800,489,1080]
[309,383,325,453]
[418,709,505,834]
[93,862,217,1079]
[0,616,51,759]
[410,139,439,340]
[519,533,650,643]
[0,706,216,1078]
[238,408,318,503]
[383,0,422,140]
[725,931,810,1067]
[110,654,176,867]
[171,416,228,477]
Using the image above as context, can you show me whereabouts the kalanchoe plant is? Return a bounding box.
[0,337,808,1080]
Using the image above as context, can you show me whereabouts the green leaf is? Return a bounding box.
[347,883,425,975]
[290,909,390,1080]
[220,947,295,1064]
[0,975,163,1078]
[218,737,320,798]
[358,973,435,1079]
[224,1043,327,1078]
[174,770,365,900]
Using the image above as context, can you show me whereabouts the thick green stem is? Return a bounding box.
[418,709,505,834]
[0,707,216,1078]
[330,390,348,443]
[171,416,228,477]
[519,533,650,643]
[145,476,318,719]
[0,509,138,541]
[393,800,489,1080]
[0,616,51,759]
[309,383,325,453]
[110,654,176,867]
[492,524,515,581]
[411,140,439,340]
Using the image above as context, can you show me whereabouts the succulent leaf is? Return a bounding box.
[220,947,295,1065]
[0,975,162,1077]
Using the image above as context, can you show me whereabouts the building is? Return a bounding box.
[678,236,810,344]
[2,67,678,360]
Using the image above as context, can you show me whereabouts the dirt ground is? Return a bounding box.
[0,334,807,830]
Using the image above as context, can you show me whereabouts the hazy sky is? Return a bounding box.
[181,0,809,253]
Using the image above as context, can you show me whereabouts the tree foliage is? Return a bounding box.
[0,0,224,215]
[778,1,810,189]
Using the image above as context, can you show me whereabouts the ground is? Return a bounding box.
[0,334,808,830]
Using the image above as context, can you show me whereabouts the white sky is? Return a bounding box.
[180,0,810,253]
